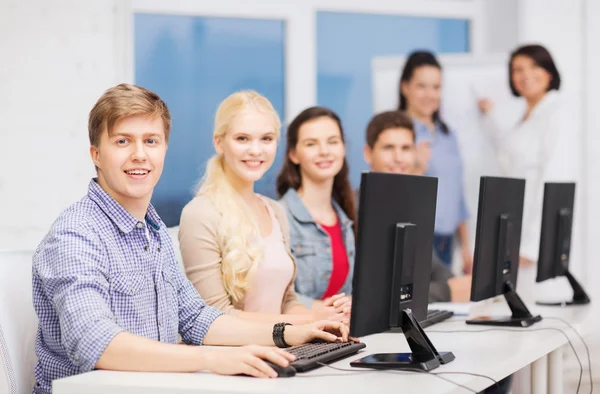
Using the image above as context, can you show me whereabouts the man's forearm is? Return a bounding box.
[96,332,210,372]
[203,314,276,346]
[213,309,314,328]
[457,222,470,250]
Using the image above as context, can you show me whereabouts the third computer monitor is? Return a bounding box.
[536,182,590,305]
[468,176,542,327]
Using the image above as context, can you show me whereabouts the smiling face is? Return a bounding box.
[90,114,166,211]
[511,54,553,101]
[364,127,416,175]
[401,65,442,120]
[288,116,346,185]
[215,108,278,187]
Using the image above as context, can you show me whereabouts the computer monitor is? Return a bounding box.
[467,176,542,327]
[349,172,454,371]
[536,182,590,306]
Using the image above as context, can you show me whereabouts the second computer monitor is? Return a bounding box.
[350,172,437,338]
[349,172,454,371]
[468,176,541,327]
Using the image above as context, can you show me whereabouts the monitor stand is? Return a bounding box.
[357,309,455,371]
[536,269,591,306]
[357,223,454,371]
[467,280,542,327]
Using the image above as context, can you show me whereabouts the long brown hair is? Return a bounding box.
[398,50,449,134]
[276,107,356,234]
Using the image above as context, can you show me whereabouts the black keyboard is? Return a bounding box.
[420,309,454,328]
[286,341,366,372]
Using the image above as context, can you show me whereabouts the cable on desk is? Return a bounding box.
[433,371,499,391]
[427,327,584,394]
[545,317,593,394]
[298,362,498,393]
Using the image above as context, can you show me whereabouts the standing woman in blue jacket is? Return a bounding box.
[399,51,472,273]
[277,107,355,313]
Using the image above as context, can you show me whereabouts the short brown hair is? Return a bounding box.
[88,83,171,147]
[366,110,415,148]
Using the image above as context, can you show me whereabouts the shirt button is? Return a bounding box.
[136,222,144,229]
[157,247,161,252]
[144,245,148,251]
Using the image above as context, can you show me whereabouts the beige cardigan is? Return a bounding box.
[178,194,301,314]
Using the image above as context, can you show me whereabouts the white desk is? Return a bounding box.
[53,302,597,394]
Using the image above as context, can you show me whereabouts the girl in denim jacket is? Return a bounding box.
[277,107,355,315]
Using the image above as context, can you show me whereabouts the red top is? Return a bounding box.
[320,220,350,299]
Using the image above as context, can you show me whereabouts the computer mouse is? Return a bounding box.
[264,360,296,377]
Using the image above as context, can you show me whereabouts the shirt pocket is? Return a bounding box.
[111,272,146,296]
[109,271,153,332]
[292,242,317,258]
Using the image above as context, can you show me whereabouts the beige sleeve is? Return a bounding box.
[268,200,302,313]
[178,196,239,314]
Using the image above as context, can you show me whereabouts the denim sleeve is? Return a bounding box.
[34,227,124,372]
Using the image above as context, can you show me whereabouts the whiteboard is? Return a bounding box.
[372,54,525,242]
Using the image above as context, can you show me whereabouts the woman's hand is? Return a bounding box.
[313,293,351,325]
[284,320,350,346]
[519,256,535,267]
[462,249,473,275]
[477,98,493,114]
[448,276,472,303]
[415,141,432,175]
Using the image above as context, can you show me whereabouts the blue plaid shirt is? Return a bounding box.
[32,179,223,394]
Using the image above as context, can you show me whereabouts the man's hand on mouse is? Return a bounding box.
[203,345,295,378]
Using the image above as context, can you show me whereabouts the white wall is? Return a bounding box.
[0,0,122,250]
[1,0,596,284]
[516,0,587,283]
[583,0,600,299]
[482,0,519,53]
[0,0,479,250]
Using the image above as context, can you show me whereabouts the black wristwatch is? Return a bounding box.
[272,322,292,348]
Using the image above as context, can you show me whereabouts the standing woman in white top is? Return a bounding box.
[478,44,579,269]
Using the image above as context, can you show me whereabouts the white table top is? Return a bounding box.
[53,301,598,394]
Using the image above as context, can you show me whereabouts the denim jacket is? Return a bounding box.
[279,189,355,307]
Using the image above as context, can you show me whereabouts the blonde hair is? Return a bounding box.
[198,90,281,302]
[88,83,171,146]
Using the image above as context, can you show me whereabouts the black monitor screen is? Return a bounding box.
[537,183,575,282]
[470,176,525,302]
[350,172,437,338]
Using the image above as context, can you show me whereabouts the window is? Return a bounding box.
[135,14,285,226]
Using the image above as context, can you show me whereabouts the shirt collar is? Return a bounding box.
[530,90,559,118]
[87,178,162,234]
[281,188,352,227]
[412,117,445,133]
